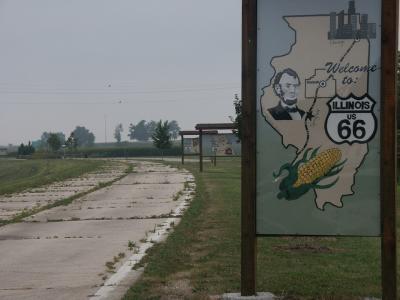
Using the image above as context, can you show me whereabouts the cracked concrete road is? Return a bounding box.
[0,160,194,300]
[0,161,128,221]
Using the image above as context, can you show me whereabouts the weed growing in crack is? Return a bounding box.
[105,261,115,272]
[149,225,157,233]
[173,190,184,201]
[131,262,143,270]
[128,240,136,250]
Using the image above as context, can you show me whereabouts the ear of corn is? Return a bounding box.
[293,148,342,188]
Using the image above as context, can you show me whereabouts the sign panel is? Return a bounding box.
[202,133,241,156]
[256,0,381,235]
[183,138,200,154]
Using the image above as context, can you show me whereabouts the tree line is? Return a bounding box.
[18,120,181,154]
[19,126,96,154]
[125,120,180,142]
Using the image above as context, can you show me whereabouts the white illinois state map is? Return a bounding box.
[260,0,378,209]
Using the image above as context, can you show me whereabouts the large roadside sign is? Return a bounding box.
[256,0,382,236]
[242,0,397,297]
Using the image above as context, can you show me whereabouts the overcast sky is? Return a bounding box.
[0,1,398,146]
[0,0,241,145]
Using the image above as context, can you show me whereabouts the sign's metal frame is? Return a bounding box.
[241,0,397,298]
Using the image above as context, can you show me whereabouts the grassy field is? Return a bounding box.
[0,159,105,195]
[123,158,395,299]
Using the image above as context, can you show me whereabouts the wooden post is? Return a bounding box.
[199,129,203,172]
[381,0,398,299]
[181,134,185,165]
[241,0,257,296]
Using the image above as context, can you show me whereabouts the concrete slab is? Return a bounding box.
[132,157,211,163]
[118,173,188,185]
[0,227,152,300]
[0,160,195,300]
[0,161,129,221]
[25,181,185,222]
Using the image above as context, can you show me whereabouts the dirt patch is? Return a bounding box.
[159,272,194,300]
[190,244,210,263]
[280,236,337,242]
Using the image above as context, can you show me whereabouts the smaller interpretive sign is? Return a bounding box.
[202,133,241,156]
[183,138,199,154]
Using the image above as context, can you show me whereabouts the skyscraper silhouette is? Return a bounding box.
[328,0,376,40]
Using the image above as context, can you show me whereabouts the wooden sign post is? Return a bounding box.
[380,0,398,298]
[180,133,185,165]
[241,0,257,295]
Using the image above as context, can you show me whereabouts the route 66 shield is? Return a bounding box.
[325,94,377,145]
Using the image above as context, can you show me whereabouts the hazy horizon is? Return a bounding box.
[1,1,399,146]
[0,0,241,145]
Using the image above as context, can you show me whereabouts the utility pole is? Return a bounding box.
[104,115,107,144]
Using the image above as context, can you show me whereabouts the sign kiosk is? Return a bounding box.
[194,123,238,171]
[179,130,217,165]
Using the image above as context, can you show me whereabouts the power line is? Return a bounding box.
[0,82,240,94]
[0,81,238,87]
[0,96,240,105]
[0,86,239,95]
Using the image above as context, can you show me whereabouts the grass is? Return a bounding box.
[123,157,396,299]
[0,159,105,196]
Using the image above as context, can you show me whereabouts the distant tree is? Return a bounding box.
[146,121,157,139]
[128,120,174,141]
[230,94,242,141]
[40,132,50,148]
[114,123,123,143]
[65,132,78,150]
[18,141,35,156]
[168,120,180,140]
[128,120,149,141]
[18,143,25,155]
[72,126,95,147]
[26,141,35,155]
[128,123,135,140]
[47,133,62,152]
[40,132,65,149]
[152,120,172,159]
